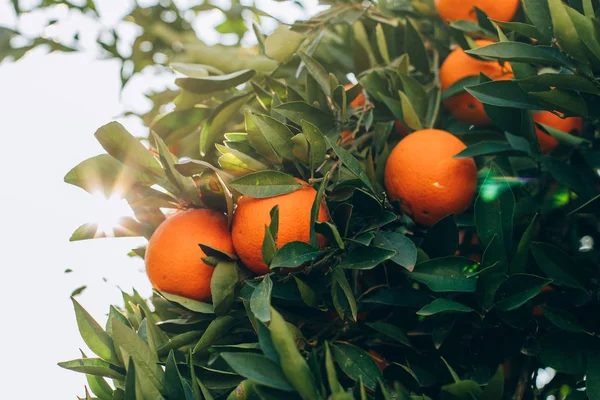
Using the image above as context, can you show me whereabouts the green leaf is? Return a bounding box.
[494,274,552,311]
[152,132,200,204]
[327,137,376,194]
[405,18,429,74]
[331,268,358,321]
[270,242,323,269]
[482,366,504,400]
[221,352,294,391]
[509,214,537,274]
[522,0,553,41]
[587,354,600,400]
[210,261,240,316]
[421,215,459,259]
[548,0,588,64]
[301,120,327,174]
[58,358,126,381]
[398,90,423,130]
[538,331,590,374]
[409,257,478,292]
[541,306,587,333]
[375,24,391,64]
[441,380,483,398]
[299,52,330,96]
[338,244,396,270]
[353,20,377,67]
[175,69,256,94]
[201,94,252,156]
[325,342,345,395]
[442,75,481,101]
[262,205,279,266]
[454,141,516,158]
[71,298,120,366]
[294,277,319,308]
[494,21,546,41]
[466,80,545,110]
[264,26,305,62]
[250,275,273,323]
[466,42,572,67]
[157,291,214,314]
[110,318,164,394]
[95,122,164,177]
[250,112,295,161]
[157,331,204,357]
[530,242,585,290]
[366,322,411,348]
[541,156,593,198]
[417,299,474,316]
[332,343,383,391]
[475,167,515,255]
[372,231,417,271]
[230,171,303,198]
[165,351,186,400]
[530,89,588,117]
[274,101,335,134]
[86,373,112,399]
[193,315,236,353]
[269,307,319,400]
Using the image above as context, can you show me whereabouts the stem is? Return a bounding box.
[514,356,532,400]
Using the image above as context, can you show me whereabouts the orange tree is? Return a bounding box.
[9,0,600,398]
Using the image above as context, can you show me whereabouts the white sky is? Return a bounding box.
[0,0,317,397]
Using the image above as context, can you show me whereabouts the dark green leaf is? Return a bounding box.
[221,352,294,391]
[327,138,377,194]
[193,315,236,353]
[372,231,417,271]
[270,242,323,269]
[541,306,587,333]
[332,344,383,391]
[230,171,303,198]
[366,322,411,347]
[338,244,396,270]
[210,262,240,316]
[530,242,585,290]
[417,299,474,316]
[250,275,272,323]
[421,215,459,258]
[409,257,478,293]
[494,274,552,311]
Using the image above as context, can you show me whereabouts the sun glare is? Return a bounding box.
[90,192,135,236]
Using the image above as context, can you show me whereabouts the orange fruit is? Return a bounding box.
[368,350,391,372]
[351,93,366,108]
[533,111,583,154]
[341,129,354,144]
[435,0,520,23]
[145,208,234,301]
[440,40,513,125]
[232,179,328,275]
[384,129,478,226]
[394,120,410,137]
[345,83,366,108]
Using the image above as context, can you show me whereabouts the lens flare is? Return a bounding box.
[90,191,135,237]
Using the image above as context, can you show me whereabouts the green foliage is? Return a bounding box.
[10,0,597,397]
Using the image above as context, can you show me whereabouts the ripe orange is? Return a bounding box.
[232,180,328,275]
[145,208,234,301]
[345,83,366,108]
[440,40,513,125]
[394,120,410,137]
[384,129,478,226]
[341,129,354,144]
[533,111,583,154]
[435,0,520,23]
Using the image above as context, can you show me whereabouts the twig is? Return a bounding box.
[514,356,532,400]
